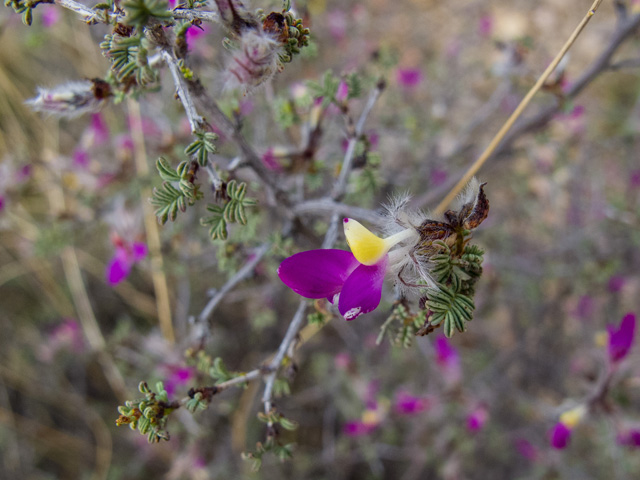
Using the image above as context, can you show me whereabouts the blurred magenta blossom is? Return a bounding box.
[515,438,539,461]
[608,312,636,364]
[608,274,626,293]
[164,366,196,397]
[261,148,283,171]
[466,405,488,432]
[38,318,85,362]
[106,237,148,285]
[393,390,431,415]
[478,15,493,37]
[617,429,640,448]
[550,421,572,449]
[396,67,423,90]
[327,9,347,42]
[630,169,640,188]
[434,334,462,385]
[40,5,60,27]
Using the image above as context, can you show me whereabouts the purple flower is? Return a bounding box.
[164,366,196,397]
[466,405,488,432]
[430,168,448,187]
[393,391,430,415]
[515,438,538,461]
[574,294,595,320]
[396,68,423,90]
[617,429,640,448]
[73,148,90,168]
[434,334,462,385]
[278,218,417,321]
[106,241,148,286]
[343,420,377,437]
[186,24,210,49]
[608,313,636,363]
[478,15,493,37]
[336,80,349,102]
[608,274,626,293]
[0,195,5,213]
[550,421,572,449]
[41,5,60,28]
[38,318,84,362]
[630,169,640,189]
[327,9,347,42]
[261,148,283,171]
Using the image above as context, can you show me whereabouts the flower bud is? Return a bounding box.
[26,79,111,118]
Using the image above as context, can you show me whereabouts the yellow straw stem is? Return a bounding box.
[434,0,604,216]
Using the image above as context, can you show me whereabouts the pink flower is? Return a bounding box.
[343,420,377,437]
[106,240,148,286]
[608,313,636,363]
[630,169,640,189]
[90,113,110,145]
[550,421,572,449]
[334,352,351,370]
[393,391,430,415]
[73,148,90,168]
[466,405,488,432]
[0,195,5,213]
[186,24,210,49]
[434,334,462,385]
[396,68,423,90]
[430,168,448,187]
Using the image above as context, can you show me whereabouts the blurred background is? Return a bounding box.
[1,0,639,478]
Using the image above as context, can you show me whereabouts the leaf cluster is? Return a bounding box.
[115,381,176,443]
[423,241,484,337]
[200,180,256,240]
[150,157,203,224]
[100,34,157,87]
[242,410,297,471]
[184,132,218,166]
[122,0,172,28]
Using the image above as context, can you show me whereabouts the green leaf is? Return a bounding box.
[122,0,172,27]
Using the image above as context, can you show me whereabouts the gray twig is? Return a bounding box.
[172,8,220,23]
[160,49,204,133]
[331,82,385,200]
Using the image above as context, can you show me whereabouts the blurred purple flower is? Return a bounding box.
[617,429,640,448]
[608,274,626,293]
[336,80,349,102]
[515,438,538,461]
[608,312,636,363]
[186,24,210,49]
[261,148,283,172]
[430,168,448,187]
[434,334,462,385]
[367,130,379,150]
[334,352,351,370]
[396,68,423,90]
[73,148,90,168]
[106,241,148,286]
[0,195,5,213]
[550,421,572,449]
[41,5,60,27]
[466,405,488,432]
[164,366,196,397]
[630,169,640,189]
[239,99,254,116]
[38,318,85,362]
[90,113,109,145]
[327,9,347,42]
[393,391,430,415]
[478,15,493,37]
[343,420,377,437]
[574,294,595,320]
[16,165,32,182]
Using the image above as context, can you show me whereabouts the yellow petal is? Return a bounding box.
[560,405,586,429]
[343,218,387,265]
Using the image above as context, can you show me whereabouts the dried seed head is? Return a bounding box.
[222,29,284,94]
[26,79,111,118]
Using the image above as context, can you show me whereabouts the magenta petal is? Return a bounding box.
[339,256,388,321]
[550,422,572,449]
[278,249,360,300]
[131,242,148,262]
[106,255,131,285]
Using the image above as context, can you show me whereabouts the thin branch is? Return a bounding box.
[172,8,220,23]
[331,81,385,200]
[54,0,102,23]
[293,199,384,227]
[433,0,605,215]
[160,49,205,133]
[262,300,307,414]
[196,242,271,327]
